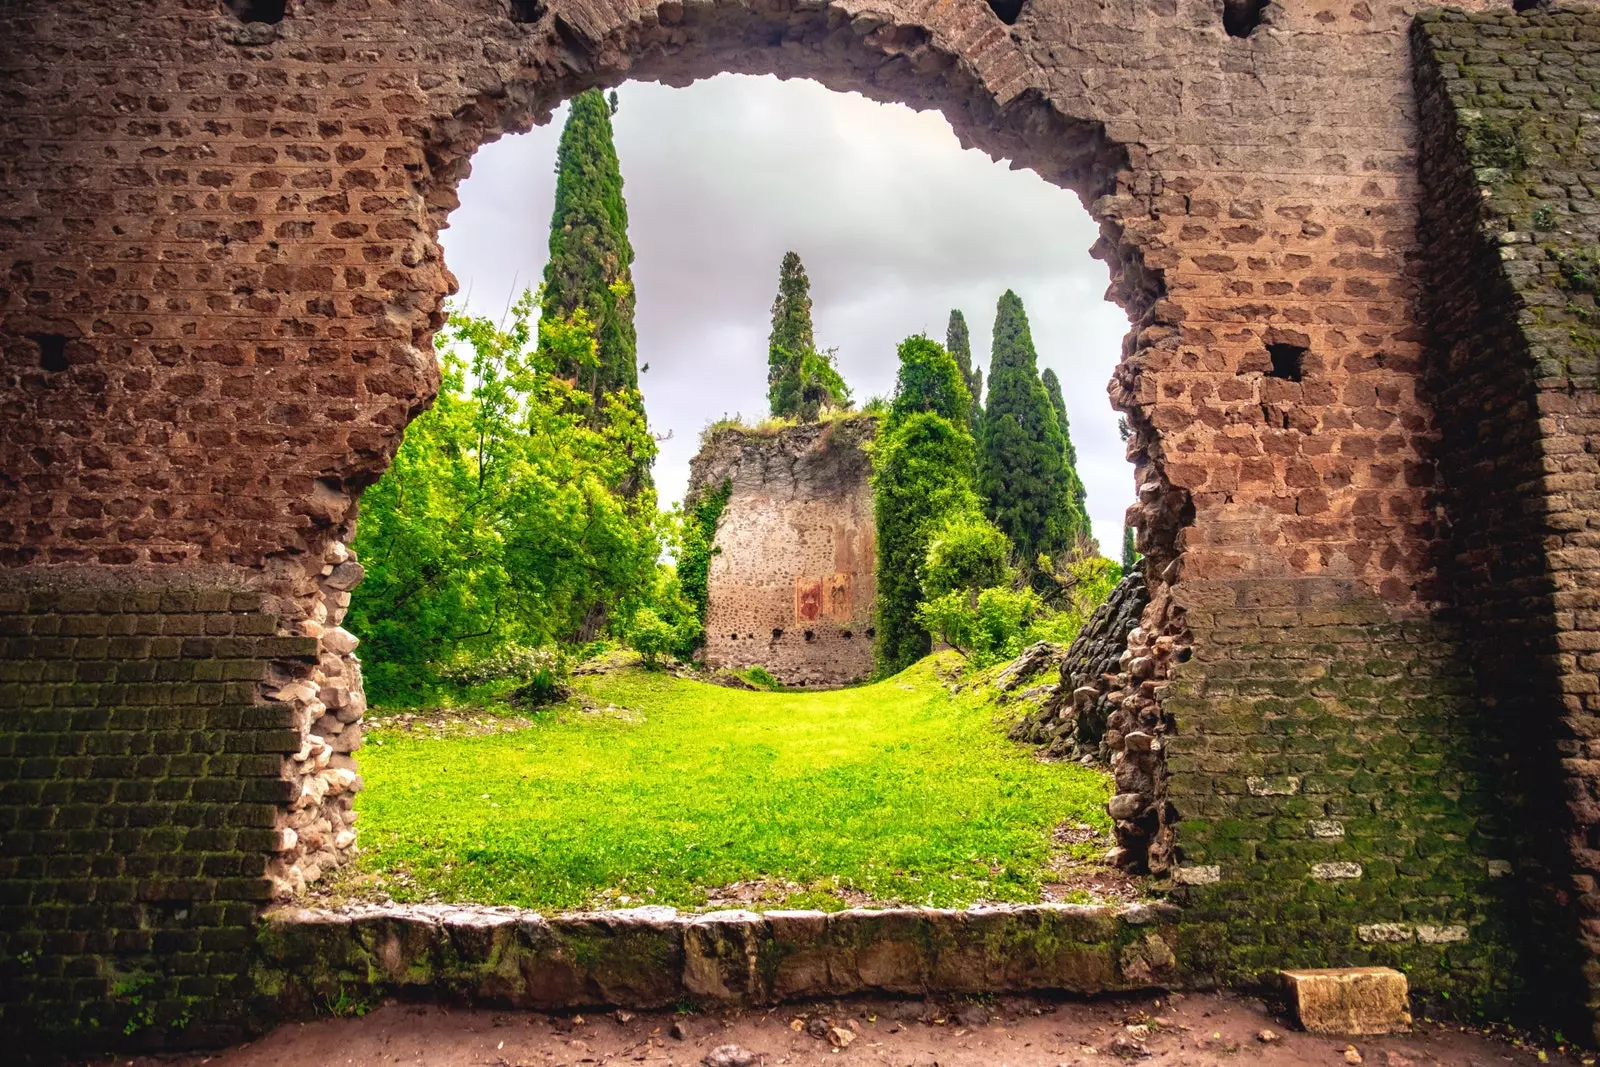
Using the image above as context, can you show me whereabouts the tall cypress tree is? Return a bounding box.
[1122,524,1139,571]
[541,89,637,401]
[873,336,982,673]
[1040,366,1089,541]
[978,291,1081,566]
[768,252,816,417]
[946,309,984,426]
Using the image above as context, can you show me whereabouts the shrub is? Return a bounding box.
[626,607,677,667]
[439,645,571,706]
[917,586,1044,668]
[923,515,1012,599]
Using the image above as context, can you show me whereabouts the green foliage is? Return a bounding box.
[871,400,983,674]
[1026,555,1122,648]
[353,656,1112,911]
[542,89,638,402]
[740,665,782,690]
[1040,366,1089,538]
[1557,247,1600,297]
[348,293,661,705]
[676,478,731,638]
[1122,524,1139,571]
[439,645,571,706]
[922,514,1012,599]
[625,607,676,667]
[979,291,1087,567]
[1464,117,1526,172]
[768,251,818,417]
[917,586,1045,668]
[889,334,970,429]
[795,348,853,419]
[946,308,984,425]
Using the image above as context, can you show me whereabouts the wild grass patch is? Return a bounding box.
[350,655,1113,912]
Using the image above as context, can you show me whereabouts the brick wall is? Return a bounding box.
[17,0,1600,1052]
[1413,4,1600,1040]
[0,583,313,1052]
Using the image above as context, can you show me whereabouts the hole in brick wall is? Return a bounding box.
[986,0,1024,25]
[771,628,783,640]
[842,630,853,640]
[30,334,69,373]
[223,0,287,23]
[866,627,876,639]
[1513,0,1543,11]
[729,633,738,640]
[804,630,815,641]
[509,0,546,22]
[1266,342,1306,382]
[1222,0,1270,37]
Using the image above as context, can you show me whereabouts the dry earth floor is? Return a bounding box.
[93,992,1592,1067]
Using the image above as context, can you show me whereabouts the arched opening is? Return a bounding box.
[312,33,1184,915]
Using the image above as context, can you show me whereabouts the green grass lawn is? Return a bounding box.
[349,655,1113,913]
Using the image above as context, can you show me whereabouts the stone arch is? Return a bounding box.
[4,0,1554,1047]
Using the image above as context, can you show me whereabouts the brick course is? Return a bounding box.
[0,585,305,1051]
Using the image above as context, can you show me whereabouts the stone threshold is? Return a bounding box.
[256,901,1181,1012]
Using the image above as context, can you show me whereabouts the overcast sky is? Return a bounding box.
[441,74,1133,553]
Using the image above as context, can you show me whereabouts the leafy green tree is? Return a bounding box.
[946,309,983,425]
[978,291,1086,566]
[922,515,1012,601]
[541,89,637,403]
[872,336,984,673]
[766,252,849,418]
[889,335,969,429]
[349,292,661,704]
[1122,524,1139,571]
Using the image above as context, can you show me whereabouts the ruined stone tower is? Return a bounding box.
[687,417,877,686]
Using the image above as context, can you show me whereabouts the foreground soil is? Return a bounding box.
[102,991,1591,1067]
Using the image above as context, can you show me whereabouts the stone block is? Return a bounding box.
[1282,967,1411,1035]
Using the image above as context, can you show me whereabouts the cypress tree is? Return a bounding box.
[541,89,637,401]
[768,252,816,417]
[1122,524,1139,571]
[978,291,1081,566]
[1041,366,1090,542]
[873,336,982,673]
[946,309,984,426]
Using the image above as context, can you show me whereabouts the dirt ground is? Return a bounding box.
[96,991,1594,1067]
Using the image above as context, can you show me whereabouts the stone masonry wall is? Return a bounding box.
[7,0,1598,1050]
[1413,4,1600,1039]
[688,418,877,687]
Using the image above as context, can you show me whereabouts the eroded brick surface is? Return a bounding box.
[9,0,1600,1053]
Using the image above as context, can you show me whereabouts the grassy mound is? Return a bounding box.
[348,655,1112,912]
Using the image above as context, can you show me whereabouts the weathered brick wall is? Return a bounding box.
[0,583,313,1051]
[13,0,1600,1051]
[688,418,877,687]
[1413,4,1600,1039]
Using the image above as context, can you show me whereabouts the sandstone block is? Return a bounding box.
[1283,967,1411,1035]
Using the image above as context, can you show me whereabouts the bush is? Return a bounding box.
[439,645,571,706]
[917,586,1044,668]
[923,515,1012,599]
[626,607,677,667]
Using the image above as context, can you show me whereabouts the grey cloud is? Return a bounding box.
[441,73,1134,553]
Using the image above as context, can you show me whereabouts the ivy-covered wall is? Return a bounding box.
[1411,5,1600,1040]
